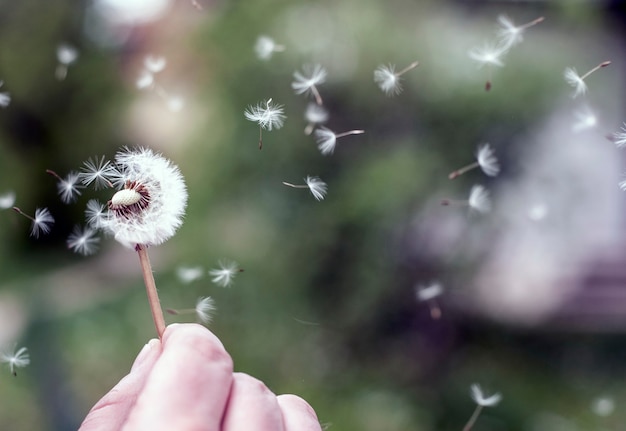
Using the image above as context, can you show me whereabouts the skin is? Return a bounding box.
[79,324,322,431]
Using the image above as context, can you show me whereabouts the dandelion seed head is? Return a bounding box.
[0,191,16,209]
[244,98,286,131]
[67,225,100,256]
[1,346,30,375]
[31,208,54,238]
[305,176,328,201]
[476,144,500,177]
[209,260,240,287]
[195,296,216,324]
[470,384,502,407]
[373,64,401,95]
[468,185,491,214]
[292,64,327,95]
[314,127,337,155]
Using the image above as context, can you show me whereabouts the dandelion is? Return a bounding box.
[244,98,286,149]
[144,55,166,74]
[613,123,626,148]
[209,260,241,287]
[463,384,502,431]
[468,42,508,91]
[98,147,187,338]
[373,60,419,96]
[80,156,118,189]
[415,282,444,319]
[496,15,544,49]
[292,64,327,105]
[0,191,15,209]
[304,103,329,135]
[441,185,491,214]
[0,81,11,108]
[67,225,100,256]
[314,127,365,156]
[167,297,216,325]
[448,144,500,179]
[85,199,108,229]
[254,35,285,61]
[13,207,55,238]
[564,61,611,98]
[1,346,30,376]
[283,176,328,201]
[176,265,204,284]
[46,169,83,204]
[571,106,597,132]
[55,43,79,80]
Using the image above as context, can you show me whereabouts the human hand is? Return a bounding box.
[79,323,322,431]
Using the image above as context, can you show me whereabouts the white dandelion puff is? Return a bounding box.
[1,346,30,376]
[564,61,611,98]
[496,15,544,49]
[67,225,100,256]
[292,64,327,105]
[0,191,16,209]
[254,35,285,61]
[80,156,119,189]
[314,127,365,156]
[448,144,500,179]
[244,98,286,149]
[468,42,508,91]
[195,297,216,324]
[441,185,491,214]
[463,384,502,431]
[209,260,241,287]
[373,60,419,96]
[55,43,79,80]
[47,170,83,204]
[176,265,204,284]
[613,123,626,148]
[85,199,108,229]
[304,103,329,135]
[144,55,167,74]
[0,81,11,108]
[283,176,328,201]
[13,207,55,238]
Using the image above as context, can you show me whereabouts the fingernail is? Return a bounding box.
[131,339,158,372]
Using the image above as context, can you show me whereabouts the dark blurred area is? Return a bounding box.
[0,0,625,430]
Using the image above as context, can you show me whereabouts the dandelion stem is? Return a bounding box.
[136,245,166,339]
[449,161,480,179]
[45,169,63,181]
[519,16,545,30]
[396,61,420,77]
[282,182,308,189]
[580,61,611,80]
[463,405,484,431]
[259,126,263,150]
[166,308,195,315]
[12,207,35,222]
[335,130,365,139]
[310,86,323,106]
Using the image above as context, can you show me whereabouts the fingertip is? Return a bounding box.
[162,323,232,368]
[277,394,322,431]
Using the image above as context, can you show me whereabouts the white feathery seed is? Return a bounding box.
[244,98,286,131]
[0,81,10,108]
[373,61,418,96]
[56,171,83,204]
[254,35,285,60]
[85,199,108,229]
[416,282,443,302]
[468,185,491,214]
[209,260,240,287]
[1,346,30,376]
[0,191,15,209]
[614,123,626,148]
[67,225,100,256]
[176,265,204,284]
[305,176,328,201]
[468,42,507,68]
[470,384,502,407]
[292,64,327,104]
[496,15,544,49]
[144,55,167,74]
[564,68,587,98]
[195,297,216,324]
[476,144,500,177]
[80,156,119,189]
[31,208,54,238]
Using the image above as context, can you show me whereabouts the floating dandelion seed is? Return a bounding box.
[13,207,55,238]
[46,169,83,204]
[144,55,167,74]
[1,346,30,376]
[176,265,204,284]
[613,123,626,148]
[136,71,154,90]
[314,127,365,156]
[167,297,216,325]
[244,98,286,149]
[441,185,491,214]
[415,282,444,319]
[80,156,118,189]
[448,144,500,179]
[373,60,419,96]
[571,106,597,132]
[463,384,502,431]
[283,176,328,201]
[254,35,285,61]
[304,103,329,135]
[564,60,611,98]
[56,43,79,80]
[209,260,241,287]
[496,15,544,49]
[468,42,508,91]
[67,225,100,256]
[85,199,108,229]
[0,81,10,108]
[0,191,15,209]
[292,64,327,105]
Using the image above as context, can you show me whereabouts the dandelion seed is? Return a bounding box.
[55,43,79,80]
[468,42,508,91]
[613,123,626,148]
[373,60,419,96]
[304,103,329,135]
[571,106,597,132]
[136,71,154,90]
[167,96,184,112]
[283,176,328,201]
[46,169,83,204]
[415,282,444,319]
[85,199,108,229]
[1,346,29,376]
[463,384,502,431]
[67,225,100,256]
[144,55,167,74]
[496,15,544,49]
[591,396,615,417]
[0,191,15,209]
[0,81,11,108]
[314,127,365,156]
[449,144,500,179]
[441,185,491,214]
[244,98,286,149]
[80,156,118,189]
[209,260,241,287]
[564,61,611,98]
[254,35,285,61]
[13,207,55,238]
[176,265,204,284]
[166,297,216,325]
[292,64,327,105]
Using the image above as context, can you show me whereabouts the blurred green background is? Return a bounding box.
[0,0,625,430]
